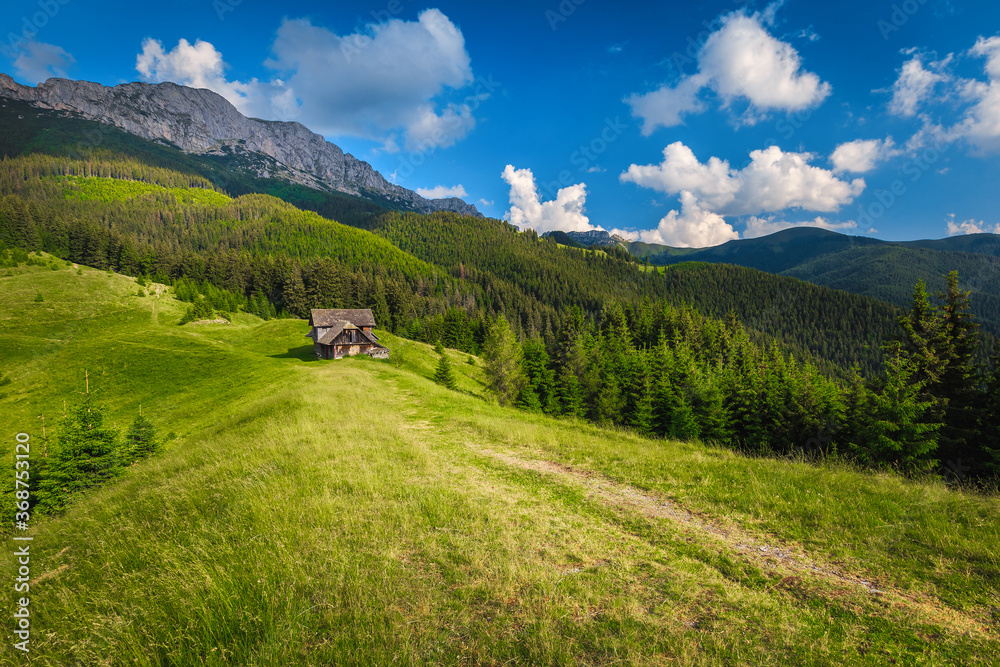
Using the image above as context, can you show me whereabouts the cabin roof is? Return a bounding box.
[309,309,376,328]
[315,321,350,345]
[312,321,382,347]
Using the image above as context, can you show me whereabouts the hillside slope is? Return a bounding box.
[1,262,998,665]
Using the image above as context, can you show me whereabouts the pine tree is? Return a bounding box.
[556,366,584,418]
[896,280,947,389]
[37,398,120,512]
[935,271,980,463]
[481,315,525,406]
[122,413,159,463]
[282,265,309,318]
[851,351,941,471]
[982,353,1000,474]
[433,351,456,390]
[630,372,655,437]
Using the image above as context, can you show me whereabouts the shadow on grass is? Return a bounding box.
[269,345,320,362]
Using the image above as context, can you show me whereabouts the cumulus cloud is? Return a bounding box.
[625,10,830,133]
[621,142,865,217]
[135,9,481,151]
[12,40,75,84]
[886,52,948,117]
[830,137,899,173]
[501,165,593,234]
[136,38,297,120]
[945,214,1000,235]
[416,184,467,199]
[624,76,706,133]
[621,142,739,210]
[948,36,1000,153]
[637,191,739,248]
[742,215,858,238]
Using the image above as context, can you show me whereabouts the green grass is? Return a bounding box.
[1,260,998,665]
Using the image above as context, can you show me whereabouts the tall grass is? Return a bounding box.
[1,259,997,665]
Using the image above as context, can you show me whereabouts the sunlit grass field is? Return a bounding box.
[1,256,998,665]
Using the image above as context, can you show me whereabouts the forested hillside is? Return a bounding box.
[633,227,1000,335]
[0,145,911,377]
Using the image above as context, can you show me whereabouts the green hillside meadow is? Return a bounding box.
[1,259,999,665]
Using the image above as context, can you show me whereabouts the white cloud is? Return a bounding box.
[945,214,1000,235]
[699,14,830,113]
[624,76,706,134]
[135,9,480,151]
[742,215,858,238]
[621,142,738,210]
[268,12,476,150]
[830,137,899,173]
[478,198,494,207]
[416,184,467,199]
[625,10,830,133]
[887,53,948,117]
[136,38,296,120]
[637,191,739,248]
[947,36,1000,153]
[621,142,865,217]
[501,165,593,234]
[12,40,75,84]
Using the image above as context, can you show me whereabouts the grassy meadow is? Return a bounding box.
[0,256,998,665]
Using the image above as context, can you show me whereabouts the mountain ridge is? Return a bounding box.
[0,73,481,217]
[628,226,1000,334]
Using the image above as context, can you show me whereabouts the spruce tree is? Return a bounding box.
[851,351,941,471]
[122,413,159,463]
[434,351,456,389]
[37,399,120,512]
[282,265,309,318]
[481,315,525,406]
[935,271,980,464]
[556,366,584,418]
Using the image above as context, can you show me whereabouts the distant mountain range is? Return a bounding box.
[0,73,481,217]
[542,229,630,249]
[627,227,1000,334]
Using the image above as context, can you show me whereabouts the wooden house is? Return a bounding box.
[305,309,389,360]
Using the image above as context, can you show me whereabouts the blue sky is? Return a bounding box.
[3,0,1000,245]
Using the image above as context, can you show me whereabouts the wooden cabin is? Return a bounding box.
[305,309,389,360]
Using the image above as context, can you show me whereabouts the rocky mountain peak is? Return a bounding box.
[0,73,481,217]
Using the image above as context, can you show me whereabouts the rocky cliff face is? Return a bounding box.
[0,73,481,217]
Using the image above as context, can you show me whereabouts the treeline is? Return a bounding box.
[479,278,999,480]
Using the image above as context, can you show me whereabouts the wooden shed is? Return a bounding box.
[305,309,389,360]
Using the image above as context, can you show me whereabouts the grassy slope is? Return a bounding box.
[1,261,998,665]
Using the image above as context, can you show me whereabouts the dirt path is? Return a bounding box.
[471,445,994,639]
